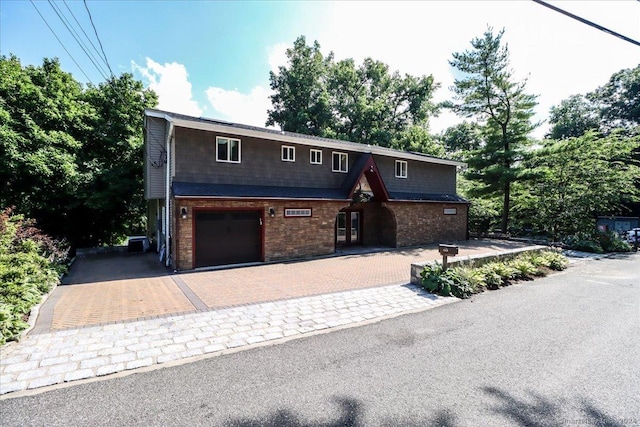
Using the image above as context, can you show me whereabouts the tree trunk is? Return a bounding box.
[501,181,510,233]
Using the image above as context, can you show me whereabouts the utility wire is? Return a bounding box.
[532,0,640,47]
[62,0,111,75]
[29,0,94,84]
[47,0,109,81]
[83,0,115,78]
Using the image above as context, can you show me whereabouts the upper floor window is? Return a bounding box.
[310,149,322,165]
[282,145,295,162]
[216,137,241,163]
[332,152,348,173]
[395,160,408,178]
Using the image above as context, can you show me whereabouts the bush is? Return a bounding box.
[419,250,568,299]
[0,208,69,345]
[564,230,631,253]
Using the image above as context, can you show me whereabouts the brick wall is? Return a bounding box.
[172,198,348,270]
[386,202,468,247]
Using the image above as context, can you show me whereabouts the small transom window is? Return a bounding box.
[282,145,295,162]
[216,137,241,163]
[332,152,348,173]
[310,149,322,165]
[395,160,407,178]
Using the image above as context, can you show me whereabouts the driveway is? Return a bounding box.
[32,239,532,333]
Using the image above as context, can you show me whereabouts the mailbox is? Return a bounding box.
[438,244,459,256]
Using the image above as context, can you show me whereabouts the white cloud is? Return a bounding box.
[205,86,273,128]
[267,43,290,74]
[132,58,203,117]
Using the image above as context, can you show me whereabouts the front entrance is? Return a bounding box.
[336,210,361,246]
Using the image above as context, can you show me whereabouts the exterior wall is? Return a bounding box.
[387,202,468,247]
[173,127,362,189]
[144,117,167,199]
[374,155,456,195]
[349,202,397,247]
[172,198,348,270]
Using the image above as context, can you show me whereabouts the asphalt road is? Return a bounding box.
[1,253,639,426]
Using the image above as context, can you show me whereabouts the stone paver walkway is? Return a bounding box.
[0,283,455,395]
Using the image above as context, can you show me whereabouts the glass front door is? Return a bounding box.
[336,211,361,245]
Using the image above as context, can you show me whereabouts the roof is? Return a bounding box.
[145,109,466,168]
[173,182,468,204]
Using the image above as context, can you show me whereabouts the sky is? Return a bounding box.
[1,0,639,139]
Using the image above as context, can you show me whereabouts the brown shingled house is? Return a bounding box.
[144,109,469,270]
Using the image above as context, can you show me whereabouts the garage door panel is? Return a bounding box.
[194,211,261,268]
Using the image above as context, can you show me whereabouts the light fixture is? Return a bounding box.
[180,207,187,219]
[268,207,276,218]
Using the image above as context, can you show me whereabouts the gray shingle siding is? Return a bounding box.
[174,127,361,190]
[373,155,456,195]
[144,116,167,199]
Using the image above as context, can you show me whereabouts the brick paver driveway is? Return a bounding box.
[33,239,530,332]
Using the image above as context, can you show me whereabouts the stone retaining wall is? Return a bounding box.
[410,245,547,285]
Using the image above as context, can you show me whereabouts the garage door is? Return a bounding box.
[194,211,262,268]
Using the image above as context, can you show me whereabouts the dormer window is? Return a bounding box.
[281,145,295,162]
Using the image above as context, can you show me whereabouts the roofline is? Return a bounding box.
[174,195,351,202]
[145,109,466,168]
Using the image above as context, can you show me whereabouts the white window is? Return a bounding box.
[216,137,241,163]
[284,208,312,218]
[395,160,408,178]
[332,152,348,173]
[281,145,295,162]
[310,149,322,165]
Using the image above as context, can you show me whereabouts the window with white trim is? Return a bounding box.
[310,149,322,164]
[332,152,348,173]
[216,137,241,163]
[395,160,408,178]
[281,145,295,162]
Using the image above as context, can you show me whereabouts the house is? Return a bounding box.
[596,216,640,234]
[143,109,469,270]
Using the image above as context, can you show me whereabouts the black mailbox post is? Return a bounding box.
[438,244,459,270]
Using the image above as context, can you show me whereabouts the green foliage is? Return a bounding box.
[267,36,440,153]
[0,208,69,345]
[564,230,631,253]
[419,250,568,299]
[521,131,640,240]
[448,28,538,233]
[0,55,157,247]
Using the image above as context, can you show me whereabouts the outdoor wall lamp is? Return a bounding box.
[180,207,188,219]
[268,207,276,218]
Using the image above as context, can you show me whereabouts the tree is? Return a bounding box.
[448,28,538,233]
[591,65,640,132]
[438,121,483,160]
[266,36,333,136]
[266,36,440,152]
[547,94,600,140]
[524,130,639,239]
[0,55,157,247]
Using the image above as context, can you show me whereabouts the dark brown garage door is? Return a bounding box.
[194,211,262,268]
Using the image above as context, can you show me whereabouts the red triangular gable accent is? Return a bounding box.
[348,155,390,202]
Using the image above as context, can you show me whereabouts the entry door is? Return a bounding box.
[194,211,262,268]
[336,211,361,245]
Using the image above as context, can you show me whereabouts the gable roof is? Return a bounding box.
[145,109,466,168]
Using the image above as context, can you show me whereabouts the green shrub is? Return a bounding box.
[0,208,68,345]
[564,230,631,253]
[420,250,569,299]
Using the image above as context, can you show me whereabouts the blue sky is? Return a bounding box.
[2,1,639,138]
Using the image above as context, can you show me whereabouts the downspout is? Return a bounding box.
[164,119,174,267]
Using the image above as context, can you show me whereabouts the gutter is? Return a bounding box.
[164,118,174,267]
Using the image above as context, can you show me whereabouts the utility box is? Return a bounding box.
[438,244,459,256]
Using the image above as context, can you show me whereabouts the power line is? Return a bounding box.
[47,0,109,81]
[62,0,111,75]
[532,0,640,47]
[29,0,94,84]
[83,0,115,79]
